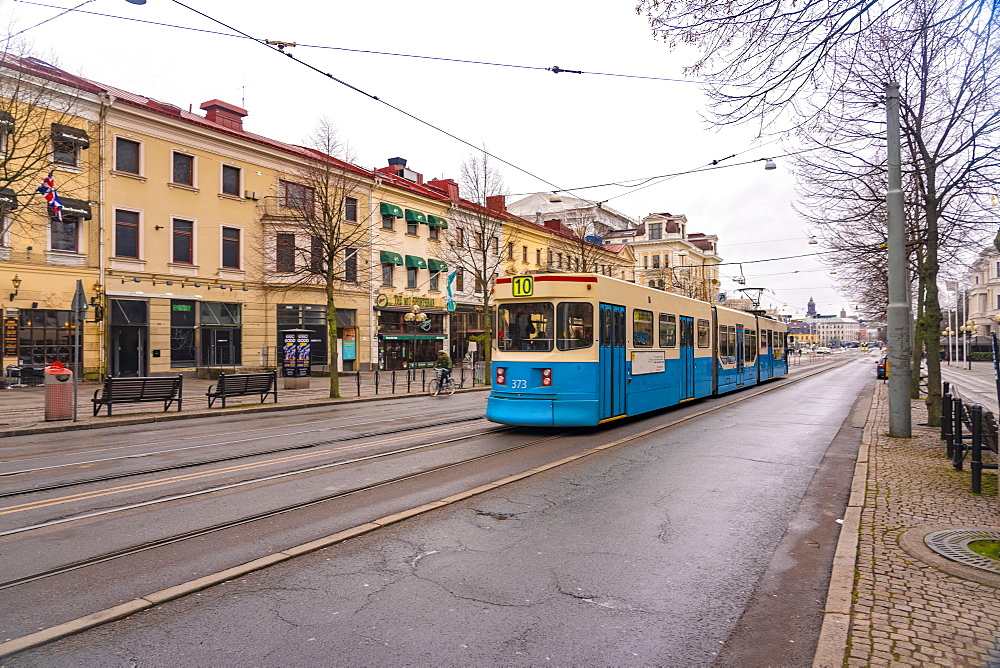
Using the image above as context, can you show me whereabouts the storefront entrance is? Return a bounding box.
[110,299,148,377]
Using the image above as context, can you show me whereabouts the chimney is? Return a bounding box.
[388,157,407,167]
[200,99,247,131]
[428,178,460,201]
[486,195,506,213]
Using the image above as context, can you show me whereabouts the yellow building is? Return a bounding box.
[2,55,104,380]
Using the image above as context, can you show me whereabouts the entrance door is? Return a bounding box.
[735,325,746,385]
[111,326,146,377]
[679,316,695,400]
[599,303,627,420]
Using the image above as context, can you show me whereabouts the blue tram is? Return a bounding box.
[486,273,788,427]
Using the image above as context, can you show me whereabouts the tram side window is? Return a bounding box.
[774,331,786,360]
[633,309,653,347]
[697,319,711,348]
[557,302,593,350]
[658,313,676,348]
[719,325,735,364]
[497,303,554,352]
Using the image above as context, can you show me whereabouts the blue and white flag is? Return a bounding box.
[446,269,458,312]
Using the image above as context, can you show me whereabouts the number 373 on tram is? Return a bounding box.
[486,273,788,427]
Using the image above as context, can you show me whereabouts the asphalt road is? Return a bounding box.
[2,356,873,666]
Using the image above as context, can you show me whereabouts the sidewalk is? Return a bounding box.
[815,375,1000,667]
[0,370,481,437]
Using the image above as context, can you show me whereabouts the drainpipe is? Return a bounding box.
[96,92,114,378]
[368,179,379,372]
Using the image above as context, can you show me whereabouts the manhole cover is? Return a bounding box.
[924,529,1000,574]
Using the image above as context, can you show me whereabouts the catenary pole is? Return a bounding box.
[886,83,912,437]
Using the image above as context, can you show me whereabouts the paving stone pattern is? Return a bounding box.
[849,384,1000,667]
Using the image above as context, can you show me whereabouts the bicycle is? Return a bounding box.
[429,368,456,396]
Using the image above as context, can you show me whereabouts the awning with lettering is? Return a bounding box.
[404,209,427,224]
[60,197,92,219]
[427,258,447,272]
[0,187,17,210]
[379,250,403,265]
[379,202,403,218]
[405,255,427,269]
[51,123,90,149]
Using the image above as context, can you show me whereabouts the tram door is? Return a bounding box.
[599,303,627,419]
[735,325,747,385]
[679,316,695,400]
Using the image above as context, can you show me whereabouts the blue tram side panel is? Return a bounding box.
[486,274,788,427]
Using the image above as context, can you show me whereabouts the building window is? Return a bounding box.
[406,266,418,289]
[280,180,313,211]
[170,300,197,367]
[172,152,194,185]
[428,225,439,241]
[310,236,324,273]
[221,227,241,269]
[382,214,395,230]
[115,138,140,174]
[345,248,358,282]
[276,233,296,272]
[222,165,241,196]
[456,267,464,292]
[508,242,514,260]
[382,263,394,286]
[429,271,440,291]
[557,253,563,268]
[536,249,541,266]
[50,214,80,252]
[492,236,499,254]
[344,196,358,222]
[115,209,140,258]
[522,246,528,262]
[407,217,418,235]
[652,255,660,269]
[547,249,553,265]
[456,227,464,245]
[648,222,662,240]
[172,219,194,264]
[52,124,89,167]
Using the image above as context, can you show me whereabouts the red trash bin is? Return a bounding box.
[44,361,74,421]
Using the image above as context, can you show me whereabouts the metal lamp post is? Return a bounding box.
[403,305,427,372]
[942,327,954,365]
[962,320,976,370]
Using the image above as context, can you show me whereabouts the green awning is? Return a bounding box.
[427,258,447,272]
[0,187,17,210]
[405,255,427,269]
[380,250,403,265]
[380,202,403,218]
[404,209,427,224]
[427,214,448,228]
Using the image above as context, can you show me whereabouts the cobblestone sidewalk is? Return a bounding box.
[832,382,1000,667]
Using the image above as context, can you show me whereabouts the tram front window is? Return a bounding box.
[498,303,554,351]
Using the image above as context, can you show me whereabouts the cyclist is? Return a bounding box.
[435,349,453,387]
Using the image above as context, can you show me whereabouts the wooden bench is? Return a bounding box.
[92,375,183,416]
[206,371,278,408]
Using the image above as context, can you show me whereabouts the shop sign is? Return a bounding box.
[3,317,17,357]
[375,293,440,309]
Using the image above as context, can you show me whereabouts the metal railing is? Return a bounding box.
[941,381,998,494]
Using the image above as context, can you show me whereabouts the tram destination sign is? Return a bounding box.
[512,276,533,297]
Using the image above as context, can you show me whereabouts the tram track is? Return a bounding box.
[0,415,491,498]
[0,426,569,591]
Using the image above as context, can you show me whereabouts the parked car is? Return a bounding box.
[876,356,888,379]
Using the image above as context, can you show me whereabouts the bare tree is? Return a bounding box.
[256,118,373,398]
[448,152,515,369]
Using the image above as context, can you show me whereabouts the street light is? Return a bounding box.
[961,320,977,370]
[403,305,428,372]
[942,327,955,366]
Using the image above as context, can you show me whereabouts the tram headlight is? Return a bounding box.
[541,368,552,386]
[496,367,506,385]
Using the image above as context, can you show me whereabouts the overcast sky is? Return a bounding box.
[5,0,857,317]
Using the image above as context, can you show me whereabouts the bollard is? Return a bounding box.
[971,404,983,494]
[952,397,964,471]
[942,392,953,457]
